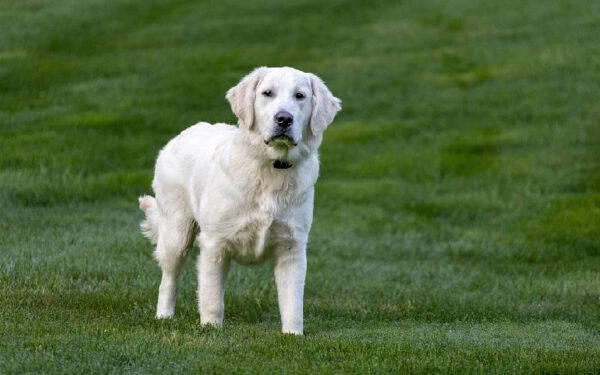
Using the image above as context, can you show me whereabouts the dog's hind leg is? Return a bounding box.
[154,193,197,318]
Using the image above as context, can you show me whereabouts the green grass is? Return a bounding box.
[1,0,600,373]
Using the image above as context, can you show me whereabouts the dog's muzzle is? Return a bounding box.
[265,111,297,147]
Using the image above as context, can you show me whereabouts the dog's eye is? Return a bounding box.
[295,92,305,100]
[262,90,273,97]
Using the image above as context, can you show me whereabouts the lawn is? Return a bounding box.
[1,0,600,373]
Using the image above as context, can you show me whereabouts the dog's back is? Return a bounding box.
[139,122,236,247]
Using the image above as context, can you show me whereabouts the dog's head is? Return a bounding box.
[226,67,341,162]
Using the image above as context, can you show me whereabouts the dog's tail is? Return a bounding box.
[139,195,159,244]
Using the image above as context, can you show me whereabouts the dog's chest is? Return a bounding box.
[223,185,297,264]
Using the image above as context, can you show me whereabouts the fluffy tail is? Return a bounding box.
[139,195,159,244]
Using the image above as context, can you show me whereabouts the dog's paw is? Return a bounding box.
[156,312,174,319]
[282,329,303,335]
[200,317,224,327]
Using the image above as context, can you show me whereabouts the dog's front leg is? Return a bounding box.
[273,246,307,335]
[197,235,229,326]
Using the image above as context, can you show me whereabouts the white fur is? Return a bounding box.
[139,67,341,334]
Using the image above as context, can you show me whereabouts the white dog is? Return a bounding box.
[138,67,341,334]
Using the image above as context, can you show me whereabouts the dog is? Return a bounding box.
[139,66,341,334]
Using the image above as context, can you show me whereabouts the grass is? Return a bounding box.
[1,0,600,373]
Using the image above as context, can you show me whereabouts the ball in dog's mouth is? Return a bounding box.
[265,134,297,148]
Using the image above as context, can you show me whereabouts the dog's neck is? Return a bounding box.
[232,130,321,175]
[224,133,320,197]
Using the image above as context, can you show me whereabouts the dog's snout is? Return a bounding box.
[275,111,293,128]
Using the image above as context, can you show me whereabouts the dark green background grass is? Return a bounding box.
[1,0,600,373]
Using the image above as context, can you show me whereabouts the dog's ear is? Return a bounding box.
[226,67,268,130]
[309,73,342,136]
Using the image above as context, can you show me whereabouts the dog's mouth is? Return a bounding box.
[265,134,297,148]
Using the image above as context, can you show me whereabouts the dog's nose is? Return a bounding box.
[275,111,293,128]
